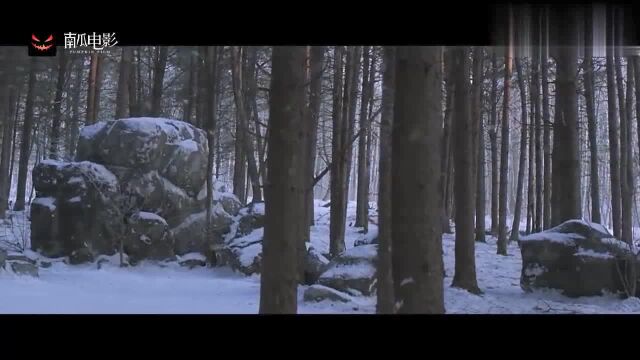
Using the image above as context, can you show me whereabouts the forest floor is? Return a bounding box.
[1,202,640,314]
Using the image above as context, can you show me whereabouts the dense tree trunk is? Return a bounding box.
[583,11,601,224]
[510,57,527,242]
[623,54,635,245]
[233,109,247,204]
[551,9,582,226]
[489,50,500,235]
[183,49,197,123]
[636,56,640,174]
[391,46,444,314]
[259,46,306,314]
[451,46,481,294]
[14,58,38,211]
[376,46,395,314]
[526,57,536,234]
[605,7,621,238]
[355,46,372,229]
[150,46,168,117]
[497,36,513,255]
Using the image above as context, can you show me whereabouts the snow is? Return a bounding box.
[79,122,106,140]
[574,219,611,236]
[2,201,640,314]
[321,262,376,280]
[135,212,167,225]
[178,139,199,153]
[32,197,56,211]
[178,252,206,262]
[228,228,263,249]
[519,232,582,245]
[575,249,614,259]
[76,161,119,192]
[251,202,265,216]
[238,243,262,268]
[68,196,82,203]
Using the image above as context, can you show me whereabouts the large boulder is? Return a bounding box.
[220,227,264,275]
[317,244,378,296]
[76,118,208,177]
[31,118,226,264]
[236,202,265,237]
[304,245,330,284]
[31,160,123,259]
[304,284,354,303]
[171,205,233,256]
[520,219,637,297]
[125,212,174,262]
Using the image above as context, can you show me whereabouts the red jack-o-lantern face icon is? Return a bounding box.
[32,34,54,51]
[29,32,56,56]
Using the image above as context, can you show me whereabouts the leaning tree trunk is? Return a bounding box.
[259,46,307,314]
[497,33,513,255]
[391,46,444,314]
[14,58,38,212]
[86,53,99,125]
[451,46,481,294]
[376,46,395,314]
[510,57,528,242]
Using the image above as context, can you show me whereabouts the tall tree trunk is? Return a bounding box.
[606,7,622,238]
[49,50,68,160]
[128,48,139,117]
[14,58,38,211]
[355,46,372,229]
[376,46,395,314]
[441,49,455,234]
[68,60,83,160]
[475,48,487,242]
[115,47,132,119]
[526,57,536,234]
[343,46,361,214]
[542,10,552,230]
[0,52,17,217]
[623,55,635,245]
[497,25,513,255]
[584,9,601,224]
[86,53,99,125]
[635,56,640,174]
[489,50,500,235]
[93,55,103,121]
[452,46,481,294]
[151,46,168,117]
[204,46,219,262]
[233,110,247,204]
[551,8,582,226]
[305,46,325,230]
[533,13,544,232]
[230,46,262,203]
[329,46,346,256]
[183,49,197,123]
[259,46,306,314]
[391,46,444,314]
[510,57,528,242]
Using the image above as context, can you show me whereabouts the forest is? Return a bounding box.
[0,5,640,314]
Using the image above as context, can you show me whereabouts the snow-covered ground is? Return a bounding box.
[1,201,640,314]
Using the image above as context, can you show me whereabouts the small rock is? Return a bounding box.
[0,249,6,269]
[10,261,39,277]
[304,285,353,303]
[68,248,95,265]
[39,261,52,269]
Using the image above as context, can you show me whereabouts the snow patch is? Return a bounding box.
[178,252,206,262]
[79,122,107,140]
[519,232,581,245]
[575,249,614,259]
[32,197,56,211]
[321,262,376,280]
[135,212,167,225]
